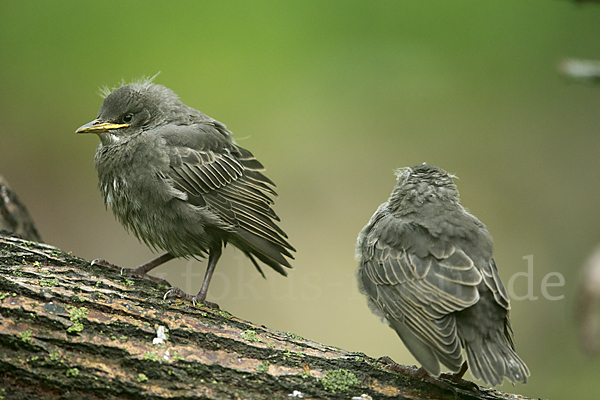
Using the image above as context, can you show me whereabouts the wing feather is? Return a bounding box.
[165,145,295,265]
[359,214,483,374]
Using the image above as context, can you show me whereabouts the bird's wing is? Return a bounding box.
[157,121,295,274]
[359,215,483,373]
[480,258,510,310]
[165,144,293,250]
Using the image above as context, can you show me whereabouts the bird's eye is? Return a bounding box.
[123,114,133,123]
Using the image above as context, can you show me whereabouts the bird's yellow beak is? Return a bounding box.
[76,119,130,134]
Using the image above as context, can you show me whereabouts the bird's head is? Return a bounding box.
[388,163,460,213]
[76,79,183,146]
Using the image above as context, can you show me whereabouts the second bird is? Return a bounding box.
[77,78,295,307]
[356,164,529,387]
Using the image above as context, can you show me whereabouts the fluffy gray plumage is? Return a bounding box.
[356,164,529,386]
[77,79,294,302]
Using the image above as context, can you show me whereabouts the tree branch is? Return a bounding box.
[0,235,534,399]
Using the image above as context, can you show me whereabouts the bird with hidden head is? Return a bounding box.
[356,163,529,389]
[76,77,295,308]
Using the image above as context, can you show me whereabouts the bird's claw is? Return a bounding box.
[377,357,419,375]
[439,372,480,392]
[163,287,219,309]
[89,258,171,287]
[377,357,477,394]
[90,258,120,270]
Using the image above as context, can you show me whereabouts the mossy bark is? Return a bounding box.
[0,235,535,400]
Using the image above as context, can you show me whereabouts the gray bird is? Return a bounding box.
[356,164,529,387]
[76,78,295,307]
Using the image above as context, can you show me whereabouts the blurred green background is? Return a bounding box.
[2,1,600,398]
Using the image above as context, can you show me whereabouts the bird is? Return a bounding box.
[356,164,529,387]
[76,77,295,307]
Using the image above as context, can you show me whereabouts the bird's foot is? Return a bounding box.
[164,287,220,309]
[412,367,458,394]
[377,357,476,394]
[377,356,419,375]
[439,363,479,392]
[91,258,122,271]
[90,258,171,287]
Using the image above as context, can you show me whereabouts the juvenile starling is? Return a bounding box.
[356,164,529,387]
[76,78,295,307]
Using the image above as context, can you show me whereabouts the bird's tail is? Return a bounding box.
[232,229,295,277]
[464,334,530,386]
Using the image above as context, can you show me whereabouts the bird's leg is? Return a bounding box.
[439,361,479,391]
[439,361,468,381]
[195,246,222,306]
[91,253,174,287]
[133,253,175,275]
[412,367,457,393]
[377,357,477,394]
[377,356,419,376]
[377,357,451,390]
[164,246,222,309]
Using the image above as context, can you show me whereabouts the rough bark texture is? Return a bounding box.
[0,235,536,400]
[0,175,42,243]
